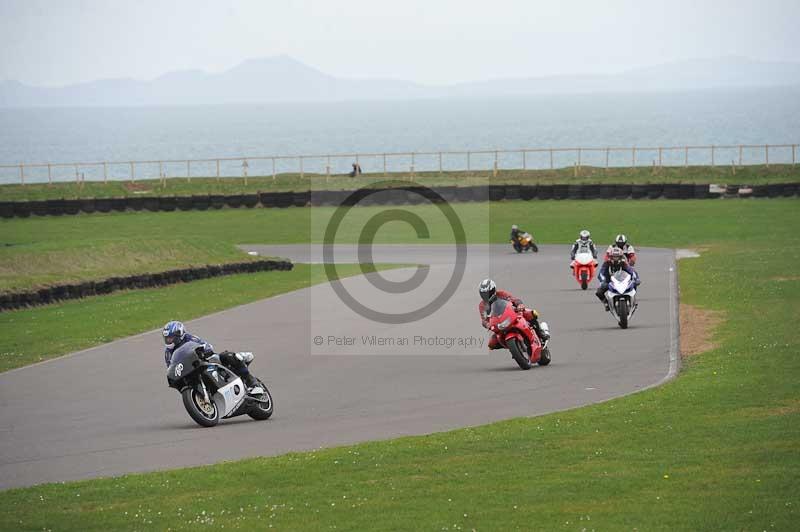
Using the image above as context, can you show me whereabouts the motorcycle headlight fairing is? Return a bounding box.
[497,317,512,330]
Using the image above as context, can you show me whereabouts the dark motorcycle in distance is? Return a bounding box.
[166,341,273,427]
[511,232,539,253]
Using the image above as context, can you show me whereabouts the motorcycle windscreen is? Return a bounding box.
[489,298,510,317]
[610,270,632,293]
[167,341,204,381]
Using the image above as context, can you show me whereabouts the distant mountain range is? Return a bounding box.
[2,55,799,107]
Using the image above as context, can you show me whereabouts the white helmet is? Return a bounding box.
[615,234,628,247]
[479,278,497,303]
[579,230,591,241]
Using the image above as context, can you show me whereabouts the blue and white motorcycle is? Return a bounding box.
[604,270,639,329]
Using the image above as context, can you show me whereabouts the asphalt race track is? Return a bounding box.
[0,245,678,490]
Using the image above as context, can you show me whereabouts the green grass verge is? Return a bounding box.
[3,199,797,292]
[1,163,797,200]
[0,200,798,530]
[0,263,400,373]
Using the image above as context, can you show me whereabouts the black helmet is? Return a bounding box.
[479,278,497,303]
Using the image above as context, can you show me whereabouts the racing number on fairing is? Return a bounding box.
[175,363,183,377]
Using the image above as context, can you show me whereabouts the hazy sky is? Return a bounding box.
[1,0,798,87]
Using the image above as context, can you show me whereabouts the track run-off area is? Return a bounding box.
[0,244,677,490]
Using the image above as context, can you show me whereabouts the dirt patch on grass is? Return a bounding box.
[680,303,725,357]
[735,398,800,419]
[123,182,154,194]
[770,275,800,282]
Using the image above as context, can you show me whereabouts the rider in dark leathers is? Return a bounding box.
[162,321,258,389]
[509,224,533,252]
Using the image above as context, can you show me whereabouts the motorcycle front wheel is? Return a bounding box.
[182,387,220,427]
[618,299,630,329]
[538,346,552,366]
[248,378,274,420]
[507,338,533,370]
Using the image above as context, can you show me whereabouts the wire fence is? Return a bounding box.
[1,143,797,186]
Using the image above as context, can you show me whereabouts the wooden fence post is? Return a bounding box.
[243,159,249,186]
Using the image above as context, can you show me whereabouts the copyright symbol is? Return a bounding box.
[313,336,324,346]
[322,181,467,325]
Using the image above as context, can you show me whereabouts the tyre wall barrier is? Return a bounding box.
[537,185,553,200]
[0,259,293,312]
[2,182,798,218]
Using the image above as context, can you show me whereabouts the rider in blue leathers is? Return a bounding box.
[162,320,258,389]
[595,248,640,311]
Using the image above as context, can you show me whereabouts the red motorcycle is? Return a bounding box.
[570,251,598,290]
[486,299,551,370]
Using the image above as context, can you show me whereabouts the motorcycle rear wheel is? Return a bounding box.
[507,338,533,370]
[247,378,274,420]
[182,387,220,427]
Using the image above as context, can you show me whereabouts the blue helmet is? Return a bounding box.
[162,320,186,349]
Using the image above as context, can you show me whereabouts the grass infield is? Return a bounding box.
[0,200,797,530]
